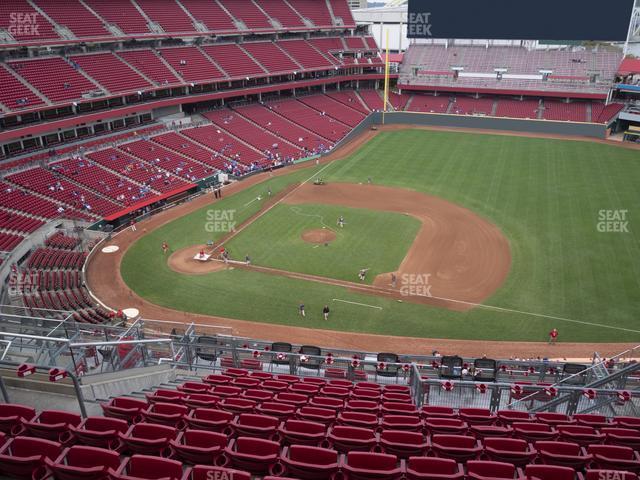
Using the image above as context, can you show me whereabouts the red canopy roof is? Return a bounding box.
[618,58,640,75]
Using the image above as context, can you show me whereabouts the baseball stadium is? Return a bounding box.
[0,0,639,479]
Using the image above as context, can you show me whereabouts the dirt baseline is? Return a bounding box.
[284,183,511,311]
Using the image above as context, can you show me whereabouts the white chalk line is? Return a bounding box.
[333,298,382,310]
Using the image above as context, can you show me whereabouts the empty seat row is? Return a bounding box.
[1,436,637,480]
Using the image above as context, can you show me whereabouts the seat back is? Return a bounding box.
[407,456,458,474]
[588,444,634,460]
[125,454,183,479]
[288,444,338,465]
[64,445,121,470]
[235,436,279,455]
[525,464,576,480]
[188,465,251,480]
[467,460,515,479]
[347,451,398,470]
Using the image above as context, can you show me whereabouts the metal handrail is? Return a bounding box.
[507,344,640,409]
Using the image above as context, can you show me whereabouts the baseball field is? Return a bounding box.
[115,128,640,345]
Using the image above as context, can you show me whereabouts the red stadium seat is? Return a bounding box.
[430,434,482,462]
[169,429,226,465]
[217,397,256,415]
[0,436,62,479]
[279,445,340,479]
[141,402,188,428]
[202,374,232,386]
[405,457,465,480]
[296,406,336,425]
[241,389,274,403]
[290,383,321,396]
[615,417,640,430]
[602,427,640,450]
[535,440,592,469]
[100,397,147,423]
[466,460,517,480]
[325,425,378,452]
[512,422,558,442]
[574,414,610,428]
[275,392,309,408]
[309,396,344,411]
[496,410,531,425]
[278,419,326,446]
[523,464,579,480]
[379,429,428,458]
[351,389,382,401]
[425,418,469,436]
[0,404,36,434]
[420,406,457,419]
[44,445,121,480]
[177,382,210,394]
[65,416,128,449]
[22,410,81,440]
[185,408,233,432]
[483,437,536,467]
[340,451,403,480]
[345,400,380,414]
[224,437,280,475]
[261,380,289,393]
[558,424,605,446]
[211,385,242,398]
[469,424,513,439]
[536,412,575,426]
[181,394,220,410]
[145,389,185,405]
[588,444,640,473]
[111,455,182,480]
[381,402,418,416]
[230,414,279,439]
[232,377,261,389]
[117,423,177,456]
[381,414,424,432]
[337,411,379,429]
[459,408,496,425]
[256,402,296,420]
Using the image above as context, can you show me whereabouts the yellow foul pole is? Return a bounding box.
[382,29,390,125]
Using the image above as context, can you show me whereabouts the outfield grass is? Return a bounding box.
[224,203,420,283]
[121,130,640,343]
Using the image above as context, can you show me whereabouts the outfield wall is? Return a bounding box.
[332,111,608,150]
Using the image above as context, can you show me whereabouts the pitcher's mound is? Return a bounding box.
[301,228,336,244]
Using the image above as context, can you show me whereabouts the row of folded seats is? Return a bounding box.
[27,248,87,270]
[0,404,638,480]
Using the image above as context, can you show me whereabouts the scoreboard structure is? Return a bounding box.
[407,0,636,41]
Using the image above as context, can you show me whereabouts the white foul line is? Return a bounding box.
[332,298,382,310]
[406,291,640,334]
